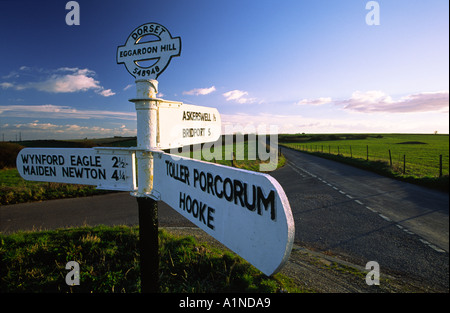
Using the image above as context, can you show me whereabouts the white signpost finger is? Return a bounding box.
[16,147,136,191]
[157,100,221,149]
[152,152,295,276]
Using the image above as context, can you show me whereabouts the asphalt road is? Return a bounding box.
[1,147,448,290]
[271,147,448,290]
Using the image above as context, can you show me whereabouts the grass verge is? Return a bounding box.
[281,145,448,193]
[0,168,111,206]
[0,225,303,293]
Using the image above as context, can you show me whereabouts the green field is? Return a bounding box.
[280,134,448,177]
[280,134,449,192]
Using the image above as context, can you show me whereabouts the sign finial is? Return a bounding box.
[117,23,181,79]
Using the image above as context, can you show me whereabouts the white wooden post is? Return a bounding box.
[130,79,158,196]
[129,79,160,293]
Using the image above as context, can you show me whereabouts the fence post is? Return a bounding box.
[439,155,443,177]
[350,146,352,158]
[366,145,369,161]
[403,155,406,174]
[389,150,392,167]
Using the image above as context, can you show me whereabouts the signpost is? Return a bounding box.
[117,22,181,79]
[17,147,136,191]
[152,152,294,276]
[157,101,221,149]
[16,22,295,292]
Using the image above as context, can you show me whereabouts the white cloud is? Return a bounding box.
[0,67,115,97]
[0,104,136,120]
[295,97,332,106]
[4,121,136,139]
[222,89,257,104]
[183,86,216,96]
[337,90,449,113]
[220,112,363,134]
[0,82,14,89]
[220,110,449,134]
[14,121,60,130]
[97,88,115,97]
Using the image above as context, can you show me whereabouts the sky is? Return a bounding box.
[0,0,448,141]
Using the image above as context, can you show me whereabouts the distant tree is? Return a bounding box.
[0,142,24,168]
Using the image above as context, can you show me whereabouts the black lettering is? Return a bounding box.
[199,203,206,224]
[199,171,206,191]
[233,179,244,207]
[244,183,256,211]
[206,173,215,195]
[62,167,70,177]
[257,188,276,220]
[223,178,233,202]
[192,199,199,218]
[193,168,199,188]
[178,192,214,230]
[23,165,56,177]
[186,195,192,213]
[33,155,41,164]
[183,166,190,185]
[165,160,190,185]
[94,156,101,167]
[21,154,30,164]
[74,167,83,178]
[207,207,215,230]
[214,175,223,198]
[99,169,106,180]
[179,192,186,211]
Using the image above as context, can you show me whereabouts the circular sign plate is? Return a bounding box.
[117,23,181,79]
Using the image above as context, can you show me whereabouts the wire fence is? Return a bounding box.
[285,143,449,178]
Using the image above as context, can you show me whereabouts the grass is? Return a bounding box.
[280,134,449,192]
[173,139,285,173]
[0,168,109,206]
[0,225,303,293]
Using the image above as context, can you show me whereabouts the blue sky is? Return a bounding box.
[0,0,448,140]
